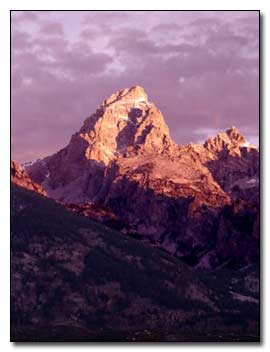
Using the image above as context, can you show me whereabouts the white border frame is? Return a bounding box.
[1,1,269,350]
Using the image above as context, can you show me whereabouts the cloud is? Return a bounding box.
[39,21,64,36]
[11,11,259,162]
[11,11,38,25]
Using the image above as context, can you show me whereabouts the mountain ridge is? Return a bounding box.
[17,85,259,269]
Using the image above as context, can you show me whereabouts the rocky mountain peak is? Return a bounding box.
[73,86,173,165]
[102,85,148,107]
[203,126,247,153]
[225,126,246,144]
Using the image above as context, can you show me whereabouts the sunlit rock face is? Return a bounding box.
[25,86,259,269]
[204,126,246,154]
[202,126,259,193]
[26,86,176,203]
[11,160,47,196]
[78,85,174,165]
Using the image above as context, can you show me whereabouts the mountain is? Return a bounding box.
[203,126,259,194]
[11,184,259,341]
[25,86,259,269]
[180,126,259,194]
[26,86,176,203]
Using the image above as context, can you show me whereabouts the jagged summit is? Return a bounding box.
[25,86,258,212]
[225,126,245,143]
[18,86,259,273]
[102,86,148,107]
[75,86,173,165]
[226,125,240,134]
[204,126,247,153]
[25,86,175,201]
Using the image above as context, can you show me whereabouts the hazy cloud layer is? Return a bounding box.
[11,11,259,162]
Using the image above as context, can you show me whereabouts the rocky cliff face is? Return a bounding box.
[25,86,259,269]
[203,126,259,193]
[27,86,176,203]
[11,160,47,196]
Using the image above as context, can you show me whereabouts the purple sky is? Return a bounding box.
[11,11,259,163]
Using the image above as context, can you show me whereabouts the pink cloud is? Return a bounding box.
[11,11,259,162]
[39,21,64,36]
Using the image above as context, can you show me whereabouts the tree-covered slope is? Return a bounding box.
[11,184,259,342]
